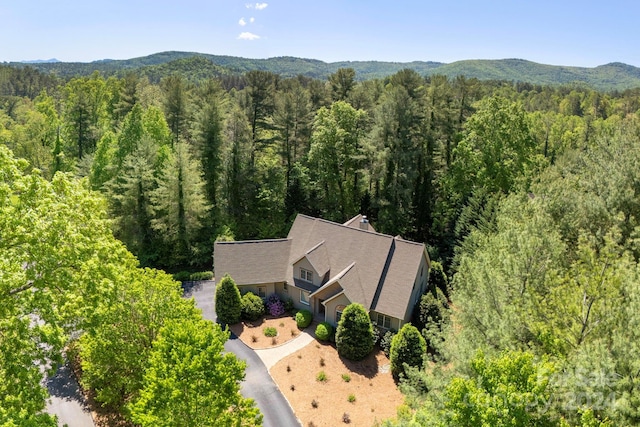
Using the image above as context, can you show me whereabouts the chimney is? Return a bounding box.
[359,215,369,231]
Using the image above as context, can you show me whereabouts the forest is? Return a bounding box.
[2,59,640,425]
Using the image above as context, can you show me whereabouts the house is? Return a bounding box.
[214,214,430,331]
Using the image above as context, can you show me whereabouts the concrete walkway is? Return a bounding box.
[254,329,315,369]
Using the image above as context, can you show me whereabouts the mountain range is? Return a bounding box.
[6,51,640,91]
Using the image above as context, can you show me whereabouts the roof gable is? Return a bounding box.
[293,240,330,278]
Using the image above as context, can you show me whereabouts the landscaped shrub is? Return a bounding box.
[172,271,191,282]
[284,297,295,313]
[390,323,426,380]
[265,294,286,317]
[241,292,265,321]
[316,371,327,382]
[263,326,277,337]
[335,303,374,361]
[295,309,313,328]
[372,326,382,346]
[215,274,242,325]
[315,322,333,341]
[380,330,397,358]
[190,271,213,281]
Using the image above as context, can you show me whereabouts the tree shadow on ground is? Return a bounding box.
[182,280,211,297]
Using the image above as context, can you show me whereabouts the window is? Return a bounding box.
[336,305,346,324]
[300,268,313,283]
[283,283,288,293]
[258,286,266,298]
[374,313,392,329]
[300,290,310,305]
[420,266,424,278]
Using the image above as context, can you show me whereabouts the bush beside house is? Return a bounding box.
[390,323,426,380]
[335,303,374,361]
[241,292,265,321]
[315,322,333,341]
[215,274,242,324]
[295,309,313,328]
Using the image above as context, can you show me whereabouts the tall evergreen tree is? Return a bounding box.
[150,142,210,267]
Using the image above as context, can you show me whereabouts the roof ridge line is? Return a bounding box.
[216,238,291,244]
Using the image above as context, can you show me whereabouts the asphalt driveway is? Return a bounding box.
[45,362,95,427]
[184,280,301,427]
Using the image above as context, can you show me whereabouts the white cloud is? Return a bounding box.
[250,17,255,23]
[238,32,260,40]
[246,2,268,9]
[239,17,247,26]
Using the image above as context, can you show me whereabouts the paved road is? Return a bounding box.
[184,280,301,427]
[45,362,95,427]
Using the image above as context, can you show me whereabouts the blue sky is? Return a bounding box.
[2,1,638,67]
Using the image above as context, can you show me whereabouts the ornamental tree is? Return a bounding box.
[215,274,242,324]
[129,318,262,426]
[390,323,426,380]
[335,303,374,361]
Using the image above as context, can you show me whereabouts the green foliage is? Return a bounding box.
[189,271,213,280]
[172,270,192,282]
[150,141,211,268]
[316,371,327,382]
[129,318,262,426]
[283,297,295,313]
[390,324,426,380]
[0,145,139,423]
[341,374,351,382]
[15,54,640,91]
[241,292,266,321]
[413,287,449,333]
[442,350,556,427]
[308,100,369,221]
[315,322,333,341]
[295,309,313,329]
[428,261,449,297]
[263,326,277,337]
[79,268,199,411]
[379,330,397,358]
[335,304,375,361]
[215,274,242,325]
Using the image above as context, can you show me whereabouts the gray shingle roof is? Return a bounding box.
[214,239,291,285]
[213,214,428,321]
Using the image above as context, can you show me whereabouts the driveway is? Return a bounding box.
[184,280,301,427]
[45,362,95,427]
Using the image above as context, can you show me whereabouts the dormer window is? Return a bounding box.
[300,268,313,283]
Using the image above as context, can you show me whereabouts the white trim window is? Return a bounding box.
[258,286,266,298]
[374,313,392,329]
[300,290,310,306]
[300,268,313,283]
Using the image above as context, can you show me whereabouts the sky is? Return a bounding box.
[1,0,638,67]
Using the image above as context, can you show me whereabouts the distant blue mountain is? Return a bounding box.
[21,58,60,64]
[7,52,640,91]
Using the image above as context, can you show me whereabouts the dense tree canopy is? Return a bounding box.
[4,62,640,426]
[130,318,261,427]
